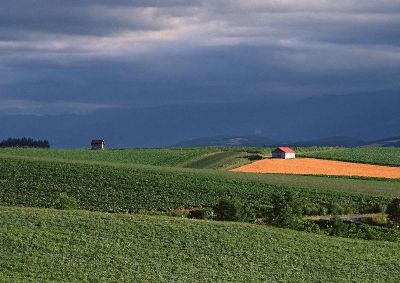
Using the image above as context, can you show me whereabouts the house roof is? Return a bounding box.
[274,147,295,153]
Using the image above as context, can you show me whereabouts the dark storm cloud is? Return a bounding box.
[0,0,399,113]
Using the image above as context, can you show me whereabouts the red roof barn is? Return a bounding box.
[272,147,296,159]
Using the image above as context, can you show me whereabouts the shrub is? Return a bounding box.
[317,206,328,216]
[328,217,349,236]
[297,220,321,234]
[267,191,302,228]
[302,203,320,216]
[168,208,190,218]
[51,193,79,210]
[327,203,345,215]
[363,214,388,227]
[214,198,254,222]
[189,208,214,220]
[387,198,400,228]
[376,203,388,214]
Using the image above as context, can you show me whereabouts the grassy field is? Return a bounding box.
[301,147,400,167]
[0,147,333,169]
[2,206,400,282]
[1,147,400,282]
[0,147,225,167]
[182,151,261,169]
[1,154,399,214]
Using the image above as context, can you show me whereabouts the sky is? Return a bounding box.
[1,0,399,114]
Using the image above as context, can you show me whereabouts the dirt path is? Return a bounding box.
[305,213,381,224]
[231,158,400,179]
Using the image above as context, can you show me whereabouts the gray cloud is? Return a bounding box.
[0,0,399,114]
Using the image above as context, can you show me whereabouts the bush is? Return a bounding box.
[297,220,321,234]
[317,206,328,216]
[387,198,400,228]
[168,208,190,218]
[328,217,349,236]
[267,191,302,228]
[302,203,320,216]
[328,203,345,215]
[363,214,388,227]
[189,208,214,219]
[51,193,79,210]
[214,198,254,222]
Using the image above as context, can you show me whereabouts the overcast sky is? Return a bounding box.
[1,0,399,114]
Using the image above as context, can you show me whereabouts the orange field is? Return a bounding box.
[232,158,400,179]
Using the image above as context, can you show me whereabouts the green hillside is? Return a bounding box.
[1,154,399,214]
[301,147,400,166]
[182,151,260,169]
[0,147,224,167]
[2,206,400,282]
[2,147,400,282]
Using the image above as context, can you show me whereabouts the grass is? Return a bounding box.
[301,147,400,167]
[182,151,260,169]
[1,154,399,214]
[0,147,225,167]
[0,147,334,169]
[2,206,400,282]
[1,147,400,282]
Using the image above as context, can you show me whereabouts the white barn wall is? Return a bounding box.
[284,153,295,159]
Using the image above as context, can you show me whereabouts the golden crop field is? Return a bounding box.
[232,158,400,179]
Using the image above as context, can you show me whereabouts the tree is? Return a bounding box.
[0,137,49,148]
[268,191,302,228]
[387,198,400,228]
[214,198,254,222]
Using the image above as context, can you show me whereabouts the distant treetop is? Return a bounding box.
[0,137,50,148]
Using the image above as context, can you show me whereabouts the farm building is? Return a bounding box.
[91,139,105,150]
[272,147,296,159]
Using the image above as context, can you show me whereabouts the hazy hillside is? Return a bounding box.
[365,136,400,147]
[175,135,278,147]
[0,91,399,148]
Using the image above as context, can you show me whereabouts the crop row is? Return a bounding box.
[0,147,230,167]
[0,156,393,213]
[0,147,337,168]
[3,206,400,282]
[302,147,400,167]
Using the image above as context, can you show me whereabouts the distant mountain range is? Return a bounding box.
[175,135,400,147]
[175,135,277,147]
[0,91,399,148]
[364,136,400,147]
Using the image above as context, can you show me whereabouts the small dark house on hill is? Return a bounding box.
[91,139,105,150]
[272,147,295,159]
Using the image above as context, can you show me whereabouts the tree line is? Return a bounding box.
[0,137,50,148]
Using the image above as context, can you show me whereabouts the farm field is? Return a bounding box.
[301,147,400,167]
[1,154,400,213]
[2,206,400,282]
[2,147,400,281]
[232,157,400,179]
[0,147,227,167]
[0,147,332,169]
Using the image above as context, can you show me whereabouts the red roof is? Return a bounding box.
[274,147,295,153]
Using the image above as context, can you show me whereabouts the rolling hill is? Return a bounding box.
[2,206,400,282]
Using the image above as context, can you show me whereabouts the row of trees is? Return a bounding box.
[0,137,50,148]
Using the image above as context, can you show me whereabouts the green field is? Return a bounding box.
[1,147,400,281]
[1,154,399,214]
[2,206,400,282]
[0,147,224,167]
[301,147,400,166]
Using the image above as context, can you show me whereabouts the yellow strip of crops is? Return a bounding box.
[231,158,400,179]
